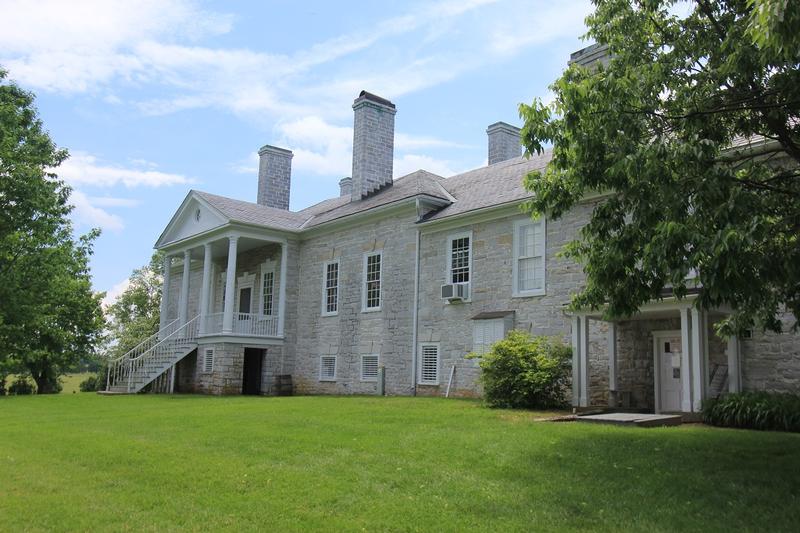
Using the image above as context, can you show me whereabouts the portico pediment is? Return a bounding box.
[155,191,228,248]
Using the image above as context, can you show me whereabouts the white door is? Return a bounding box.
[658,335,683,412]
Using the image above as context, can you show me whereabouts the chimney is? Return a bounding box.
[257,144,293,210]
[339,177,353,197]
[351,90,396,201]
[569,42,610,70]
[486,122,521,165]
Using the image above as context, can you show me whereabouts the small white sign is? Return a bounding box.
[671,353,681,368]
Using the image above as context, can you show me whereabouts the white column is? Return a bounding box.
[222,236,238,334]
[690,308,706,412]
[198,243,213,335]
[159,255,172,332]
[607,322,617,405]
[277,241,288,337]
[178,250,191,325]
[680,307,693,413]
[571,315,581,407]
[727,334,742,393]
[579,316,590,407]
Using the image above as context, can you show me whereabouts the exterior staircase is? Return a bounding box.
[103,316,199,394]
[708,363,729,399]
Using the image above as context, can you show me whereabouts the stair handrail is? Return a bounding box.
[128,315,199,365]
[108,317,180,365]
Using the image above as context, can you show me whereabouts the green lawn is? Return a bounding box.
[1,395,798,532]
[3,372,92,395]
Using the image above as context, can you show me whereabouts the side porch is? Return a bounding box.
[571,296,743,416]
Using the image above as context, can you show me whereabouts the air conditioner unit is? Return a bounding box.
[441,282,469,302]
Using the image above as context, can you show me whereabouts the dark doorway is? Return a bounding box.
[242,348,263,395]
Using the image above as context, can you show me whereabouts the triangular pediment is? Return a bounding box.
[155,191,228,248]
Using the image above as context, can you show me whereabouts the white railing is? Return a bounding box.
[106,315,199,393]
[106,318,180,391]
[201,312,279,337]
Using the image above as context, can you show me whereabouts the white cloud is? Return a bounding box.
[58,151,191,188]
[101,277,131,308]
[70,190,125,232]
[88,196,140,208]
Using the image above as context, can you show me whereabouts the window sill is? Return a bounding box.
[417,382,439,386]
[319,378,337,382]
[321,311,339,317]
[361,307,381,313]
[512,290,546,298]
[361,378,378,383]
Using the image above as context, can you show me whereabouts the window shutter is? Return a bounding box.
[419,344,439,385]
[361,355,379,381]
[320,356,337,381]
[203,348,215,373]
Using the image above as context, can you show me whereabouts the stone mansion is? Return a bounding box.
[106,45,799,415]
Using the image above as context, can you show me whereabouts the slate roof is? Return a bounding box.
[194,191,309,230]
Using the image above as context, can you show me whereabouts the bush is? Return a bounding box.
[8,377,36,395]
[79,374,103,392]
[703,392,800,432]
[473,330,572,409]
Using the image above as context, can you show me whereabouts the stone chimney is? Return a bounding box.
[339,177,352,197]
[257,144,293,210]
[487,122,521,165]
[569,43,610,70]
[351,90,396,201]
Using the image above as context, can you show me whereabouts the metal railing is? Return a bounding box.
[201,312,279,337]
[106,316,199,393]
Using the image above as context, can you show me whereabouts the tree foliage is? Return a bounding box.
[0,68,105,393]
[105,252,163,359]
[520,0,800,334]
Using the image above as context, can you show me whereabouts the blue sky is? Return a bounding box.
[1,0,591,303]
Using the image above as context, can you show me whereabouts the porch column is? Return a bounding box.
[198,243,213,335]
[690,308,707,412]
[580,316,589,407]
[178,250,191,325]
[679,307,694,412]
[222,236,238,334]
[571,316,581,407]
[727,334,742,393]
[607,322,617,407]
[277,241,288,337]
[159,254,172,332]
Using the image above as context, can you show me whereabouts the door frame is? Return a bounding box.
[652,329,682,414]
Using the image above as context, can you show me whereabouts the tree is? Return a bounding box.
[519,0,800,334]
[105,252,163,359]
[0,68,105,392]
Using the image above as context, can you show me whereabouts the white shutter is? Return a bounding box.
[361,355,379,381]
[419,344,439,385]
[319,356,337,381]
[202,348,215,373]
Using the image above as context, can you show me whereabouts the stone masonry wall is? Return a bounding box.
[742,312,800,392]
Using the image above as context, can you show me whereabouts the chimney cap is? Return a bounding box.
[569,43,610,68]
[258,144,293,157]
[355,90,396,109]
[486,122,520,135]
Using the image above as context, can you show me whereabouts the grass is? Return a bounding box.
[1,395,799,532]
[3,372,92,395]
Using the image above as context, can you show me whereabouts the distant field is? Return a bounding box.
[1,395,799,532]
[3,372,92,394]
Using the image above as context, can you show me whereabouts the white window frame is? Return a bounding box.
[260,261,276,317]
[446,230,473,287]
[512,217,546,297]
[319,355,337,381]
[362,251,383,312]
[473,318,508,355]
[418,343,440,385]
[360,354,379,382]
[202,348,215,373]
[321,259,340,316]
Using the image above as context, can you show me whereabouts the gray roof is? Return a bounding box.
[423,149,552,222]
[192,151,550,233]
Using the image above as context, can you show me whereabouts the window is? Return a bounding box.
[262,270,274,316]
[513,218,546,296]
[418,343,440,385]
[322,260,339,315]
[319,356,337,381]
[448,232,472,284]
[202,348,215,373]
[361,355,379,381]
[362,252,382,311]
[473,319,508,354]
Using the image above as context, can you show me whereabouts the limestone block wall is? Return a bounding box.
[742,312,800,392]
[292,206,418,395]
[417,201,603,397]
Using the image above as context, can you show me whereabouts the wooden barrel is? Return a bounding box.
[274,375,293,396]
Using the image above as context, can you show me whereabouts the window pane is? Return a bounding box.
[365,254,381,309]
[262,272,274,315]
[325,262,338,313]
[451,237,470,283]
[518,257,543,291]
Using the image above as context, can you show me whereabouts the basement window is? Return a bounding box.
[319,356,337,381]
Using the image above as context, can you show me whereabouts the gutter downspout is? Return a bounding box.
[411,201,422,396]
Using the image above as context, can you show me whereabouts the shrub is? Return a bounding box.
[703,392,800,433]
[8,377,36,395]
[473,330,572,409]
[79,374,103,392]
